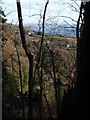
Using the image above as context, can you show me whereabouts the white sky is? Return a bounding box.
[3,0,81,25]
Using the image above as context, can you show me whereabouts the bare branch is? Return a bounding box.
[33,0,49,79]
[64,3,80,13]
[60,16,77,23]
[63,19,76,28]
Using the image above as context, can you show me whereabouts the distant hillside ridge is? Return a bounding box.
[24,23,76,37]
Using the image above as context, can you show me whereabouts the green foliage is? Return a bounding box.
[22,70,28,88]
[2,62,18,104]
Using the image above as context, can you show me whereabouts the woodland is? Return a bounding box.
[1,0,90,120]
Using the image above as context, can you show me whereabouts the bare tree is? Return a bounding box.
[14,34,25,120]
[47,47,61,119]
[16,0,33,119]
[36,1,49,119]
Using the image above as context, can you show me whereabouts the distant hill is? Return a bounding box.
[2,23,77,78]
[24,23,76,37]
[2,23,77,81]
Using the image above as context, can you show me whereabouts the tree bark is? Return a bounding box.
[60,2,90,120]
[16,1,33,119]
[74,2,90,119]
[13,37,25,120]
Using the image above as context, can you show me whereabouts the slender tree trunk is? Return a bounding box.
[11,55,16,87]
[39,58,43,120]
[33,1,49,119]
[50,50,61,119]
[16,1,33,119]
[33,0,49,79]
[43,93,53,119]
[13,37,25,120]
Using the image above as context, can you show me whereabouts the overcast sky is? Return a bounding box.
[3,0,81,25]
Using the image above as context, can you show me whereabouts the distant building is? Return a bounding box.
[67,44,70,48]
[28,32,32,36]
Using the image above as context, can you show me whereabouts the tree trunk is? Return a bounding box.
[60,2,90,120]
[74,2,90,119]
[16,1,33,119]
